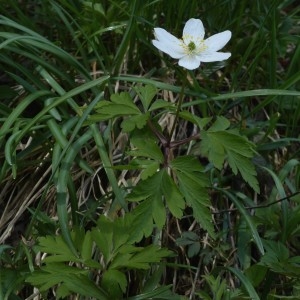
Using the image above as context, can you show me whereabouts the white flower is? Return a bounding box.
[152,18,232,70]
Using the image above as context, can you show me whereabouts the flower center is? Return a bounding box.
[188,41,196,52]
[181,35,207,56]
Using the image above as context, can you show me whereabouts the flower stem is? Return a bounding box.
[169,71,188,142]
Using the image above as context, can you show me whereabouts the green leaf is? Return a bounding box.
[127,156,213,236]
[170,155,207,175]
[63,273,108,299]
[102,269,127,299]
[129,130,164,162]
[222,190,264,255]
[128,284,182,299]
[127,171,164,202]
[26,263,89,291]
[121,113,149,132]
[227,148,259,192]
[208,116,230,131]
[92,216,130,265]
[94,101,139,119]
[260,240,289,264]
[201,275,228,300]
[244,264,268,287]
[110,92,138,108]
[179,111,212,130]
[127,169,186,229]
[36,235,79,263]
[227,267,260,300]
[161,170,185,218]
[200,117,259,193]
[93,91,140,120]
[110,245,172,270]
[176,171,214,238]
[130,159,160,180]
[149,99,173,111]
[56,284,71,299]
[127,172,166,229]
[81,230,93,261]
[170,156,215,238]
[130,200,155,239]
[134,84,157,112]
[126,245,172,269]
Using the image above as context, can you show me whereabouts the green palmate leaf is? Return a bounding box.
[227,149,259,191]
[176,172,214,237]
[94,101,138,118]
[26,263,87,289]
[56,284,70,300]
[200,117,259,193]
[102,269,127,299]
[128,285,183,300]
[91,91,151,131]
[151,192,167,229]
[130,159,160,180]
[124,245,172,269]
[93,91,140,120]
[128,172,166,228]
[170,156,215,238]
[110,92,137,108]
[134,84,157,112]
[127,169,185,228]
[92,216,130,265]
[170,155,207,176]
[80,230,93,261]
[161,171,185,218]
[208,116,230,131]
[179,111,212,130]
[127,171,166,227]
[36,235,79,263]
[129,131,164,162]
[201,275,228,300]
[110,245,172,270]
[244,265,268,288]
[127,168,163,190]
[121,113,150,132]
[33,229,102,268]
[260,240,290,265]
[62,273,108,300]
[130,199,155,239]
[27,264,108,299]
[149,99,173,111]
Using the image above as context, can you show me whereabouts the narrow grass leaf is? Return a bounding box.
[227,267,260,300]
[219,189,264,255]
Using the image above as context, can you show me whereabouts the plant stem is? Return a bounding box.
[169,70,188,141]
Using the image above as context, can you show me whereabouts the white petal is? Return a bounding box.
[197,52,231,62]
[204,30,232,52]
[152,28,185,58]
[178,55,201,70]
[154,28,180,44]
[183,19,205,43]
[152,40,185,59]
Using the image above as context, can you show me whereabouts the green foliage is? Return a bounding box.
[176,231,201,258]
[1,0,300,299]
[27,215,173,299]
[128,169,185,231]
[196,274,243,300]
[27,264,107,299]
[259,240,300,276]
[88,84,172,132]
[170,156,215,237]
[200,116,260,193]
